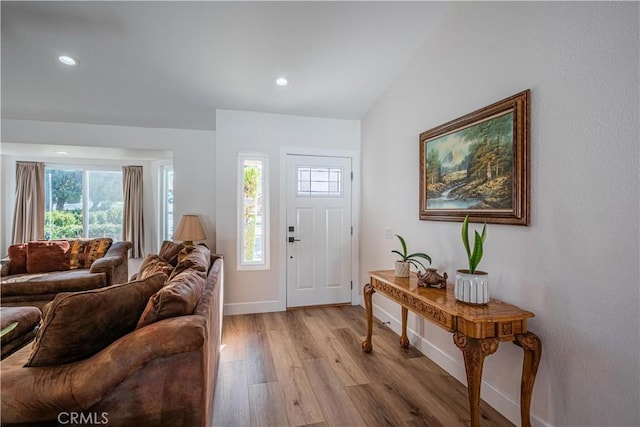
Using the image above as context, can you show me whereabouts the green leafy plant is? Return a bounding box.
[461,214,487,274]
[392,234,431,271]
[0,322,18,338]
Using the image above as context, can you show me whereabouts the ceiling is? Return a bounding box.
[1,1,450,131]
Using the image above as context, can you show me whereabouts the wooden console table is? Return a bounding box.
[362,270,541,427]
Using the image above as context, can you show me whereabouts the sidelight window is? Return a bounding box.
[238,153,269,270]
[160,165,174,242]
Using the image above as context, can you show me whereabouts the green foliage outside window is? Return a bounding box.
[44,210,83,239]
[45,168,124,241]
[49,170,82,211]
[44,205,124,240]
[243,166,259,262]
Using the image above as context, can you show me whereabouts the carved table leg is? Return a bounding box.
[361,283,375,353]
[513,332,542,427]
[454,332,499,427]
[400,306,410,348]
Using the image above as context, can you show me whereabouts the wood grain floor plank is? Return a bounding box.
[313,306,357,330]
[302,315,370,386]
[318,305,369,332]
[282,310,325,360]
[248,382,289,427]
[334,323,458,426]
[246,330,278,385]
[370,320,424,359]
[405,357,514,427]
[363,326,469,426]
[303,357,366,427]
[220,314,247,362]
[344,382,411,426]
[213,306,513,427]
[267,328,325,426]
[244,313,267,333]
[260,311,287,331]
[212,360,250,427]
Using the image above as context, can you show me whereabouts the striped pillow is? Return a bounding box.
[68,238,113,269]
[85,238,113,267]
[68,239,92,270]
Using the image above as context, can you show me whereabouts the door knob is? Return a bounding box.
[288,237,301,243]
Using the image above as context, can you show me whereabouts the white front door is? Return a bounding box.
[286,155,352,308]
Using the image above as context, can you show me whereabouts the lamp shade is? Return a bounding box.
[173,214,206,245]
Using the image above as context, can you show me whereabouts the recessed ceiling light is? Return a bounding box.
[55,151,69,155]
[58,55,79,67]
[275,77,288,86]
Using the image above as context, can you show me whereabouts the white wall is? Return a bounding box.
[1,119,216,253]
[361,2,639,426]
[216,110,360,314]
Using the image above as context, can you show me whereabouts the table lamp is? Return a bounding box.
[173,214,206,246]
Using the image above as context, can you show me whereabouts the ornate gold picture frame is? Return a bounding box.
[419,90,530,225]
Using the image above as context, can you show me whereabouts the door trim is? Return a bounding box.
[279,146,361,311]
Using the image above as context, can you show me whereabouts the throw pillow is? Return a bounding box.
[158,240,184,266]
[168,245,210,280]
[68,239,92,269]
[85,238,113,267]
[137,254,174,280]
[136,267,207,329]
[26,240,71,274]
[25,272,166,367]
[7,243,27,275]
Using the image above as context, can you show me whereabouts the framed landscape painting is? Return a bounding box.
[419,90,530,225]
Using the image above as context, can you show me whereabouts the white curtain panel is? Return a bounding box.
[11,161,45,244]
[122,165,144,258]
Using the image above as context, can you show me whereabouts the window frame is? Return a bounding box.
[159,164,174,242]
[237,153,270,271]
[295,165,344,197]
[44,164,124,240]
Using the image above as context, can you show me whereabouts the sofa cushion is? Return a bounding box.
[158,241,184,266]
[168,245,210,280]
[25,272,166,367]
[137,266,207,328]
[7,244,27,275]
[138,254,174,280]
[0,269,107,297]
[0,306,41,348]
[26,241,71,274]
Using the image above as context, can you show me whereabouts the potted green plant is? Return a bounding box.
[455,215,489,304]
[392,234,431,278]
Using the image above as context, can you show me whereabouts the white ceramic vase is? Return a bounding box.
[454,270,489,304]
[394,261,410,278]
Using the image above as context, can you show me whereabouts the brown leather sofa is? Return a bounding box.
[0,252,223,427]
[1,240,132,309]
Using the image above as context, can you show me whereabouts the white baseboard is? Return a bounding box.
[372,303,549,427]
[224,300,282,315]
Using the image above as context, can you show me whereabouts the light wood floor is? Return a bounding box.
[212,305,513,427]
